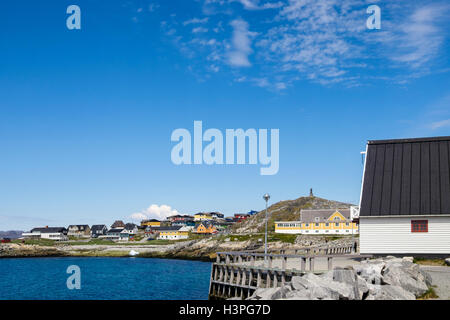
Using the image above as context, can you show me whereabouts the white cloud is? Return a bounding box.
[192,27,209,33]
[161,0,450,90]
[130,204,179,221]
[431,119,450,130]
[184,17,209,26]
[370,3,449,69]
[227,19,254,67]
[234,0,283,10]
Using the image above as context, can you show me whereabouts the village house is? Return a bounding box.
[194,212,213,221]
[144,225,160,238]
[120,223,138,240]
[101,228,128,241]
[22,227,68,241]
[210,212,224,220]
[90,225,108,238]
[140,219,161,227]
[172,219,196,229]
[157,226,190,240]
[167,215,194,223]
[234,213,250,223]
[275,209,359,235]
[67,225,91,238]
[111,220,125,229]
[358,136,450,255]
[194,221,218,235]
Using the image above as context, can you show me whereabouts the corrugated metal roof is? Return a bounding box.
[360,136,450,216]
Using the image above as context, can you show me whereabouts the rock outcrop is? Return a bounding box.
[247,257,431,300]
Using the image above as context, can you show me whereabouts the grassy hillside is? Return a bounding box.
[231,195,354,234]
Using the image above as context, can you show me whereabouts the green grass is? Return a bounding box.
[417,287,439,300]
[413,257,448,266]
[12,238,56,246]
[268,233,297,244]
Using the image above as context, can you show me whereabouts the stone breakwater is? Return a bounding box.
[0,244,68,258]
[247,256,433,300]
[0,239,259,261]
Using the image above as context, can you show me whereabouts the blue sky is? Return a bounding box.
[0,0,449,230]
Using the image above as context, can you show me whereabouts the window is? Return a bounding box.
[315,217,320,222]
[315,223,319,227]
[335,223,339,227]
[411,220,428,233]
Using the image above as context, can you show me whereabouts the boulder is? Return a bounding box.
[303,272,357,300]
[248,286,291,300]
[290,276,311,290]
[356,275,369,299]
[381,262,428,296]
[353,263,384,285]
[248,287,279,300]
[285,290,313,300]
[333,267,357,284]
[366,284,415,300]
[402,256,414,263]
[270,285,292,300]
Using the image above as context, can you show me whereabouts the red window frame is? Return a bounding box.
[411,220,428,233]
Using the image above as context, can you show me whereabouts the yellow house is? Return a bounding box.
[141,219,161,227]
[194,213,213,221]
[157,226,189,240]
[194,222,218,234]
[275,209,359,235]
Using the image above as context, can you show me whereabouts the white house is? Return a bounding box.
[359,136,450,255]
[22,227,68,241]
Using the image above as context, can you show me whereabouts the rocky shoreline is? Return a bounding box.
[247,256,433,300]
[0,236,357,261]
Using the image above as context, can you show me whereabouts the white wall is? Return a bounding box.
[360,216,450,254]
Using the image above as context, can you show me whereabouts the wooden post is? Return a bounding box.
[241,268,247,286]
[226,254,230,264]
[273,271,278,288]
[300,257,306,272]
[216,254,220,264]
[236,267,241,286]
[281,272,286,285]
[266,271,271,288]
[248,268,253,288]
[328,257,333,270]
[251,256,255,266]
[309,257,314,272]
[224,266,228,283]
[257,270,262,287]
[282,256,287,270]
[268,256,273,268]
[230,267,235,284]
[214,265,218,280]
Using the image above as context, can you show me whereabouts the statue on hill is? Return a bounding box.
[309,188,314,197]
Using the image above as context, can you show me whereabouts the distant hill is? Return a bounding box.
[231,196,354,234]
[0,230,24,239]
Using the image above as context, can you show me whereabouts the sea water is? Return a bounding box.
[0,257,211,300]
